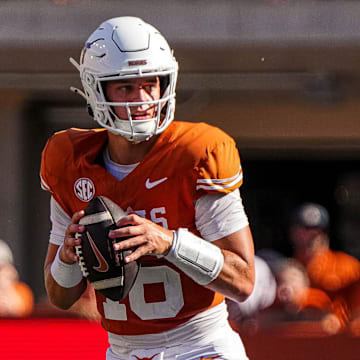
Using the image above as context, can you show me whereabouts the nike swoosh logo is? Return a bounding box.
[87,232,109,272]
[145,177,168,189]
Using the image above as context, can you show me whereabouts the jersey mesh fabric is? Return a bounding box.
[41,121,244,335]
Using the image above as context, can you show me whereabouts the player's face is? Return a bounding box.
[277,266,307,304]
[105,76,161,121]
[290,226,324,262]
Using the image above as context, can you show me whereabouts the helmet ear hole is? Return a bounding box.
[87,104,94,117]
[160,75,170,97]
[159,75,170,117]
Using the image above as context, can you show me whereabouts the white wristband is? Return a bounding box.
[50,246,83,288]
[165,228,224,285]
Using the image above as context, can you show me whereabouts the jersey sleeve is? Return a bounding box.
[40,138,52,194]
[40,131,66,194]
[195,134,243,197]
[40,130,77,220]
[195,190,249,242]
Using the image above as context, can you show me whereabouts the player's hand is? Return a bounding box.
[59,210,85,264]
[109,213,174,263]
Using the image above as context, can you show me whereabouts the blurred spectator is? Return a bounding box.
[289,202,360,333]
[0,239,34,317]
[227,254,277,334]
[274,258,331,320]
[256,257,334,331]
[228,251,336,335]
[256,247,286,274]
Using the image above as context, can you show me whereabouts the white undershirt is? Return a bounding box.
[103,147,139,181]
[48,147,249,245]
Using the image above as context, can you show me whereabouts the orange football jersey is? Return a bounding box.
[40,121,243,335]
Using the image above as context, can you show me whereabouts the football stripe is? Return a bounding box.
[92,276,124,290]
[79,211,112,225]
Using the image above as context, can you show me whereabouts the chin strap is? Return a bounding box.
[69,57,93,115]
[69,57,88,101]
[69,57,80,71]
[70,86,87,101]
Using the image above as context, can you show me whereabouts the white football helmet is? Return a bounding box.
[70,17,178,142]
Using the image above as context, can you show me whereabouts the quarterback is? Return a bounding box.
[41,17,255,360]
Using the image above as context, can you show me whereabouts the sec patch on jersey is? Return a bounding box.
[75,196,140,301]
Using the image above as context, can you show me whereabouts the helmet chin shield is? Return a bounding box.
[70,16,178,142]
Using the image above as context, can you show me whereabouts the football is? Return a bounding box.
[75,196,140,301]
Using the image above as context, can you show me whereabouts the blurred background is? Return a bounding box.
[1,0,360,357]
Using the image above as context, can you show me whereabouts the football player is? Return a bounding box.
[41,17,255,360]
